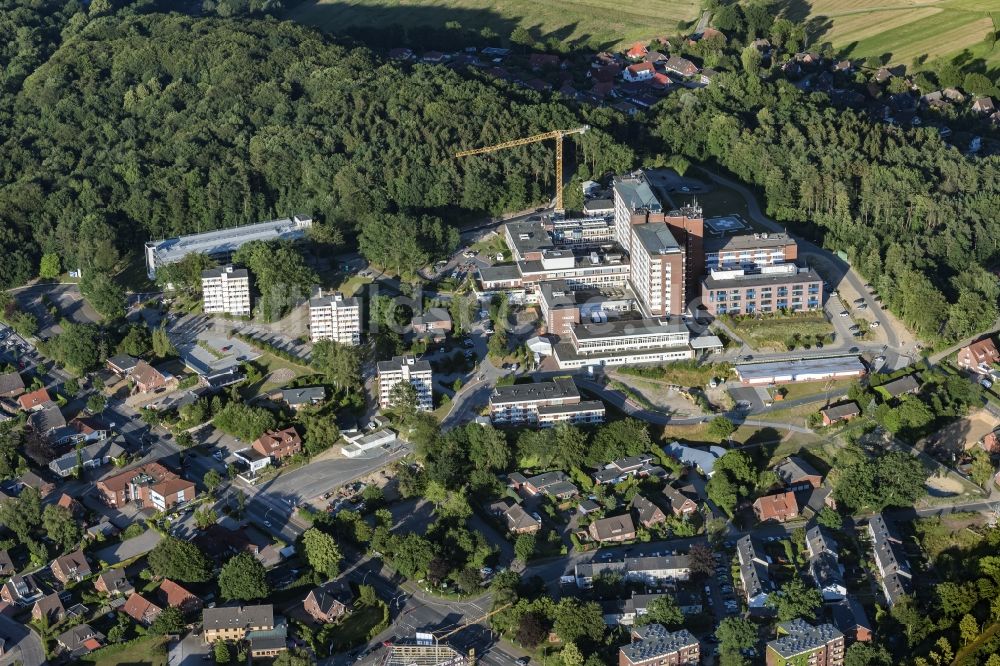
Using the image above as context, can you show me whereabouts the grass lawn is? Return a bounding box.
[616,360,732,388]
[284,0,701,49]
[331,602,388,650]
[469,232,510,262]
[782,0,1000,68]
[722,312,833,352]
[88,635,169,666]
[777,377,855,402]
[337,274,374,297]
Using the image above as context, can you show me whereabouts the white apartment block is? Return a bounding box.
[201,265,251,316]
[309,291,362,345]
[377,355,433,411]
[489,378,605,427]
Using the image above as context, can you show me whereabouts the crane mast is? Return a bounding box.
[455,126,589,212]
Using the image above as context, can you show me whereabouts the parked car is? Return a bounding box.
[839,311,849,317]
[981,379,993,389]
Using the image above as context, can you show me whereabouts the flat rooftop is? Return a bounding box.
[704,231,794,252]
[538,281,629,308]
[147,216,312,267]
[201,265,249,279]
[735,356,865,382]
[505,220,554,256]
[491,377,579,405]
[614,176,661,213]
[572,317,688,340]
[703,266,821,289]
[478,264,522,282]
[631,222,680,255]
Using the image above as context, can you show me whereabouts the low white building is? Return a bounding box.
[574,555,691,588]
[377,355,433,411]
[201,265,251,317]
[341,429,397,458]
[489,378,604,427]
[234,448,271,479]
[309,291,362,345]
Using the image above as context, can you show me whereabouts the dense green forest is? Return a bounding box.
[0,2,633,289]
[649,15,1000,342]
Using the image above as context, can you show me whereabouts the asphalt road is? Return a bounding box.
[0,614,44,666]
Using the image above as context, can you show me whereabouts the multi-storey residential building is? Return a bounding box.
[309,291,361,345]
[737,535,774,609]
[766,619,844,666]
[377,355,433,411]
[868,514,913,607]
[251,426,303,461]
[574,555,691,588]
[201,265,251,317]
[806,526,847,601]
[202,604,285,658]
[702,264,823,315]
[51,549,91,585]
[96,462,195,511]
[704,232,798,270]
[618,624,700,666]
[145,215,312,279]
[489,378,605,427]
[629,223,685,316]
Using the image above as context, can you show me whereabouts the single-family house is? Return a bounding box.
[410,308,452,340]
[753,491,799,523]
[626,42,648,60]
[57,623,105,657]
[95,569,133,598]
[973,97,996,115]
[278,387,326,411]
[122,593,162,627]
[0,372,24,398]
[51,549,92,585]
[664,442,725,476]
[649,72,672,90]
[662,484,698,517]
[159,579,202,614]
[774,456,823,491]
[30,403,68,439]
[821,402,860,426]
[17,388,51,411]
[830,598,873,643]
[664,56,699,78]
[878,375,920,398]
[592,454,657,484]
[588,514,636,543]
[303,583,352,624]
[2,574,41,605]
[0,549,14,577]
[957,337,999,372]
[32,592,66,623]
[57,493,83,517]
[498,501,542,534]
[517,471,579,499]
[130,361,171,394]
[16,470,55,498]
[107,355,140,377]
[631,495,667,528]
[623,62,656,83]
[252,426,302,461]
[96,461,194,510]
[49,436,126,478]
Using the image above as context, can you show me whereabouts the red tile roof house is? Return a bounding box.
[159,579,202,614]
[57,493,83,517]
[623,62,656,83]
[649,72,673,90]
[96,461,195,510]
[17,387,51,411]
[51,549,92,585]
[252,426,303,461]
[753,491,799,523]
[122,593,162,626]
[626,42,648,60]
[957,337,1000,372]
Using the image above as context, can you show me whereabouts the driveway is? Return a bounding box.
[11,282,101,338]
[0,614,44,666]
[94,529,163,565]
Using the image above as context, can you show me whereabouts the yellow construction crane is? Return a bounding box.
[456,126,589,212]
